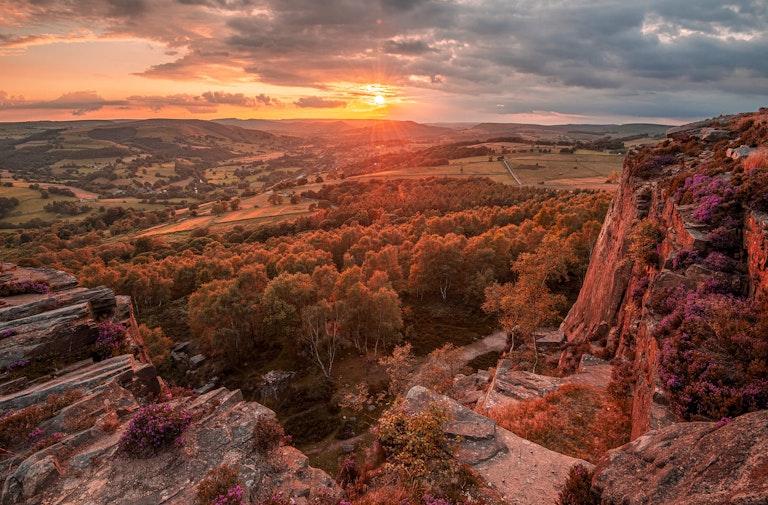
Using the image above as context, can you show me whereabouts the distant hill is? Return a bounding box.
[462,122,670,142]
[88,118,275,146]
[215,118,455,140]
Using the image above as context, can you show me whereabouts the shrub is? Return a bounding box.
[373,402,451,483]
[672,249,700,271]
[489,383,630,463]
[557,464,599,505]
[707,220,741,253]
[658,293,768,420]
[252,416,285,454]
[0,280,50,297]
[4,358,29,373]
[197,464,243,505]
[703,252,738,273]
[94,321,127,360]
[0,389,82,455]
[627,219,663,266]
[117,402,192,457]
[736,166,768,211]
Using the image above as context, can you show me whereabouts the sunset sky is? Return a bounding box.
[1,0,767,124]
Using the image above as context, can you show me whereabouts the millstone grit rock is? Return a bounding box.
[593,410,768,505]
[403,386,591,505]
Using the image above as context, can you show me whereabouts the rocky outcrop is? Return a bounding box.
[593,410,768,505]
[403,386,591,505]
[745,211,768,297]
[0,264,339,505]
[1,385,338,505]
[560,111,768,439]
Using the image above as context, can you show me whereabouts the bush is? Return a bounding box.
[373,402,451,483]
[94,321,127,360]
[658,293,768,420]
[557,464,599,505]
[0,280,50,297]
[0,389,83,456]
[627,219,663,266]
[672,249,700,271]
[252,416,285,454]
[489,383,630,463]
[197,464,243,505]
[117,403,192,457]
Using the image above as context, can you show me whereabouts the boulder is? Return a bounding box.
[403,386,591,505]
[593,410,768,505]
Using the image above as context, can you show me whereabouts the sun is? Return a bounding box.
[373,94,386,106]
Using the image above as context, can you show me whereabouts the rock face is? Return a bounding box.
[593,411,768,505]
[0,264,338,505]
[403,386,591,505]
[559,111,768,439]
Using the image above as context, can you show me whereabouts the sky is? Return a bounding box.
[1,0,767,125]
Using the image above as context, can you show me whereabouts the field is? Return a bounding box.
[0,117,653,236]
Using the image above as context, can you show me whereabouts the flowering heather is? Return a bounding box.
[0,280,50,297]
[94,321,126,360]
[672,249,700,271]
[0,329,17,340]
[117,403,192,457]
[4,358,30,372]
[657,292,768,420]
[197,463,243,505]
[703,252,738,273]
[210,485,244,505]
[716,417,732,427]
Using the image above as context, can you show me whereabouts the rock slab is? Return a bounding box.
[404,386,591,505]
[593,410,768,505]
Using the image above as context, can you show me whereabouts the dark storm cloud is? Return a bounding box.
[106,0,146,17]
[383,39,434,55]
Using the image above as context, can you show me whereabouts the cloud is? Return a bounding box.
[383,38,435,55]
[0,89,281,116]
[294,96,347,108]
[2,0,768,121]
[0,90,127,115]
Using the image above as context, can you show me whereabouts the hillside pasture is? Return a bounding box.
[507,150,622,186]
[352,159,514,184]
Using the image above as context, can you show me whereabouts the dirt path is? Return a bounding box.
[458,330,507,363]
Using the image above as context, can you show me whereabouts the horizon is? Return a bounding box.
[0,116,680,127]
[1,1,766,125]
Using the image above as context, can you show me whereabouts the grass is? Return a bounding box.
[351,161,514,184]
[508,151,623,185]
[488,383,631,463]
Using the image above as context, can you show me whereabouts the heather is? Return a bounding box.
[116,402,193,457]
[656,290,768,420]
[0,389,83,459]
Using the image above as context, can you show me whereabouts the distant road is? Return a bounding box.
[502,159,522,185]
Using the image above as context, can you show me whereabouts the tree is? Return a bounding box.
[300,300,346,379]
[211,201,228,215]
[408,233,467,301]
[369,285,403,357]
[483,235,573,372]
[188,266,269,365]
[380,343,415,397]
[268,193,283,205]
[261,272,317,346]
[229,198,241,212]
